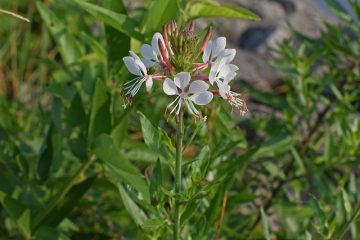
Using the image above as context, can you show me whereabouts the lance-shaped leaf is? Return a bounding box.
[36,1,81,64]
[0,192,31,239]
[88,79,111,143]
[71,0,143,41]
[187,3,260,22]
[92,134,150,203]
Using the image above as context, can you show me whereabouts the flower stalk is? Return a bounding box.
[174,109,184,240]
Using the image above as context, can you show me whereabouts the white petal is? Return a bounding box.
[142,58,156,68]
[224,71,237,84]
[212,37,226,58]
[141,44,157,61]
[134,58,147,76]
[190,92,213,105]
[188,80,209,94]
[163,78,179,95]
[217,82,230,99]
[209,69,217,85]
[174,72,190,90]
[202,40,212,63]
[145,76,153,92]
[123,56,142,76]
[221,49,236,63]
[226,64,239,72]
[152,32,165,56]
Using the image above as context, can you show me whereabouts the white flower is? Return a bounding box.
[202,37,236,64]
[140,32,169,68]
[163,72,213,116]
[209,58,239,85]
[217,81,248,115]
[123,51,153,96]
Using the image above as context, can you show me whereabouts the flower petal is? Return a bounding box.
[202,40,212,63]
[220,48,236,63]
[188,80,209,94]
[212,37,226,58]
[217,81,231,99]
[152,32,166,56]
[174,72,190,90]
[126,51,148,76]
[190,92,213,105]
[145,76,153,92]
[163,78,179,95]
[141,44,157,63]
[123,56,142,76]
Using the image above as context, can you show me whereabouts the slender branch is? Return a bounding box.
[0,8,30,22]
[174,110,184,240]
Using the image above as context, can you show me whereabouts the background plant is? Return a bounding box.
[0,0,360,239]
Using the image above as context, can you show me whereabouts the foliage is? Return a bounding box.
[0,0,359,239]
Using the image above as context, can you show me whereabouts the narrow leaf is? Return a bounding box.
[88,79,111,143]
[36,1,81,64]
[260,206,270,240]
[138,111,160,152]
[118,183,147,226]
[92,134,150,203]
[142,0,179,35]
[37,124,53,181]
[71,0,143,40]
[188,3,260,22]
[40,176,96,227]
[0,192,31,239]
[104,0,130,72]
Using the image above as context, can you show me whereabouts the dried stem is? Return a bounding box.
[0,8,30,22]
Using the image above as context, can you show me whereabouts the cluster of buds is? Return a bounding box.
[122,21,248,117]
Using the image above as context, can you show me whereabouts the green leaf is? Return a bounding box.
[118,183,148,226]
[88,79,111,143]
[149,159,163,200]
[187,3,260,22]
[205,186,224,228]
[71,0,143,41]
[37,124,53,181]
[36,1,81,64]
[103,0,130,72]
[34,226,71,240]
[92,134,150,203]
[40,176,96,227]
[142,0,179,35]
[141,217,165,232]
[260,206,270,240]
[67,93,87,129]
[254,134,296,158]
[138,111,160,153]
[0,192,31,239]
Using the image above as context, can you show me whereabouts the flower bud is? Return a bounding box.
[163,24,172,55]
[158,38,170,66]
[188,21,195,33]
[194,26,212,59]
[171,20,177,32]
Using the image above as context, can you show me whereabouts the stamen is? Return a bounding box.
[226,92,248,116]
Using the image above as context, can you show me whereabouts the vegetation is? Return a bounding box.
[0,0,359,239]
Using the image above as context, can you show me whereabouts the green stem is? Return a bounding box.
[174,111,184,240]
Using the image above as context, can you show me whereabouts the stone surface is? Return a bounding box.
[212,0,338,90]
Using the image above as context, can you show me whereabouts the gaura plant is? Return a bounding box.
[122,21,247,239]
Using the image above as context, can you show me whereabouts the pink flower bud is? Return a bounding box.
[158,38,170,66]
[163,24,172,55]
